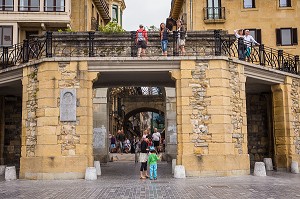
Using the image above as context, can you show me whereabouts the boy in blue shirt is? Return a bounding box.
[148,146,160,180]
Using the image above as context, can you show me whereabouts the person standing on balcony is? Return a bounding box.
[136,25,148,57]
[160,23,170,56]
[234,29,246,60]
[176,19,186,56]
[244,29,260,58]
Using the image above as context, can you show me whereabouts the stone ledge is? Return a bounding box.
[24,172,85,180]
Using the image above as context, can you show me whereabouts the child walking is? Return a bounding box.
[148,146,160,180]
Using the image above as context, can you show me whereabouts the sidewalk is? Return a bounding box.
[0,162,300,199]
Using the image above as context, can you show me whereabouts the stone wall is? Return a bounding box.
[3,97,22,172]
[20,61,97,179]
[246,94,271,169]
[173,59,249,177]
[291,78,300,155]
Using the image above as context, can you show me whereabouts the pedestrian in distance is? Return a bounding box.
[139,137,150,179]
[136,24,148,57]
[159,23,170,56]
[152,128,161,153]
[148,146,160,180]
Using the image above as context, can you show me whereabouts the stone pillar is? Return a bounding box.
[165,87,177,161]
[20,61,98,180]
[172,60,249,177]
[93,88,109,163]
[272,77,300,170]
[0,96,4,164]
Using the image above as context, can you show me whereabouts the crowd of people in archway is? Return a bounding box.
[109,127,165,155]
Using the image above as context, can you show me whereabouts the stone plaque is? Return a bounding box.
[60,89,76,122]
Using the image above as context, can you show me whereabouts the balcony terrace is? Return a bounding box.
[0,30,298,76]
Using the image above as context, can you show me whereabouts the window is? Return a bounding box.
[247,29,262,44]
[0,26,13,46]
[244,0,255,8]
[44,0,64,12]
[19,0,39,11]
[0,0,13,11]
[112,5,118,23]
[206,0,222,19]
[279,0,291,7]
[276,28,298,46]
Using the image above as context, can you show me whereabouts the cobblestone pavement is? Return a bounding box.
[0,162,300,199]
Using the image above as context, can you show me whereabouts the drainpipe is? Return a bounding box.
[85,0,88,31]
[190,0,193,30]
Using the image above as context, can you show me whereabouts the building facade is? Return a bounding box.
[170,0,299,55]
[0,0,125,46]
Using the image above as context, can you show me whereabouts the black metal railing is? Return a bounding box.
[204,7,225,20]
[0,30,299,75]
[219,32,299,74]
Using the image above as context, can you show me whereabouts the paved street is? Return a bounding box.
[0,162,300,199]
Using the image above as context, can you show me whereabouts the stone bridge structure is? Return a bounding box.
[0,31,300,179]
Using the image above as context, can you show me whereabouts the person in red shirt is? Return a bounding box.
[136,25,148,57]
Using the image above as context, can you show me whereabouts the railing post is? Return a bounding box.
[23,39,29,63]
[2,47,8,67]
[238,37,245,61]
[294,55,299,74]
[214,30,221,56]
[173,30,179,56]
[278,50,283,70]
[259,44,265,66]
[46,31,52,58]
[89,31,95,57]
[130,31,136,57]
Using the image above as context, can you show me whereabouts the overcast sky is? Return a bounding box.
[122,0,172,31]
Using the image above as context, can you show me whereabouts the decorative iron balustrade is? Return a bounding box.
[204,7,225,20]
[0,30,299,75]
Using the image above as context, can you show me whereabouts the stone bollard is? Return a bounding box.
[94,161,101,176]
[85,167,97,180]
[5,166,17,180]
[174,165,186,179]
[0,165,6,175]
[291,161,299,174]
[172,159,176,174]
[263,158,273,171]
[253,162,266,177]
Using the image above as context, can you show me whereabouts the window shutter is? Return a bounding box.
[252,0,256,8]
[276,29,281,45]
[292,28,298,45]
[287,0,291,7]
[256,29,262,44]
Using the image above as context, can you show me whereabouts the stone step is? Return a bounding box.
[109,153,136,162]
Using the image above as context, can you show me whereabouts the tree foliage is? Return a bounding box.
[99,22,125,33]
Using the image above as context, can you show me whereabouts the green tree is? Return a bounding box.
[99,22,125,33]
[147,25,159,32]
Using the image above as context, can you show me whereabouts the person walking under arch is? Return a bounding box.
[139,137,150,179]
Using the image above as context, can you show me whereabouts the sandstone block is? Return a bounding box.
[263,158,273,171]
[174,165,186,179]
[85,167,97,180]
[5,166,17,180]
[172,159,176,174]
[94,161,101,176]
[253,162,266,176]
[0,165,6,175]
[291,161,299,174]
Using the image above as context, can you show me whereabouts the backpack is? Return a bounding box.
[137,30,145,41]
